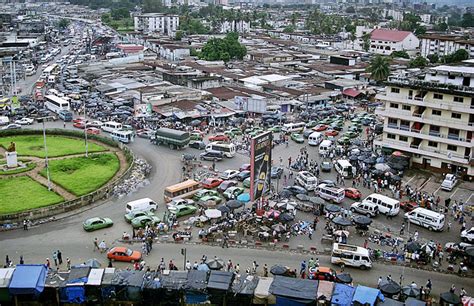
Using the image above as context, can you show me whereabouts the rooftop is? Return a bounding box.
[370,29,412,42]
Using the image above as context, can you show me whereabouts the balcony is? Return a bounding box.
[384,126,472,147]
[376,93,474,114]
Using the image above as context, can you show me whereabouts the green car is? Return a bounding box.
[83,217,113,232]
[223,186,245,200]
[348,126,362,133]
[305,121,318,128]
[291,133,304,143]
[268,125,282,133]
[124,211,155,223]
[199,195,223,204]
[244,127,255,134]
[351,118,362,124]
[320,118,333,125]
[190,133,203,141]
[343,131,359,139]
[193,189,220,201]
[243,177,251,188]
[230,128,242,136]
[249,129,264,137]
[168,204,198,218]
[337,136,351,145]
[131,215,161,229]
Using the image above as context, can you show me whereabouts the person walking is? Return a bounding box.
[23,219,28,231]
[93,238,99,252]
[19,256,24,265]
[222,234,229,248]
[57,250,63,265]
[263,264,268,277]
[308,226,313,240]
[99,240,107,253]
[66,258,71,271]
[52,251,58,267]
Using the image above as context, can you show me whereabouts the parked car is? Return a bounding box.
[223,187,245,200]
[217,180,238,193]
[345,188,362,200]
[83,217,113,231]
[189,141,206,150]
[209,134,229,142]
[271,166,283,179]
[325,130,339,137]
[441,174,457,191]
[283,185,308,196]
[86,127,101,135]
[308,267,336,281]
[239,163,251,172]
[14,117,34,125]
[237,170,251,181]
[168,204,197,218]
[320,162,332,172]
[220,169,240,180]
[2,124,21,130]
[131,215,161,228]
[291,133,304,143]
[461,227,474,243]
[199,195,223,204]
[400,201,419,212]
[107,247,141,262]
[193,189,220,201]
[243,177,251,188]
[313,124,328,132]
[124,211,154,223]
[201,178,223,189]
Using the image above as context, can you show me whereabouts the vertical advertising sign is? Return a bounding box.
[250,131,272,201]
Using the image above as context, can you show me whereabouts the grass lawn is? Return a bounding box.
[41,153,120,196]
[0,135,106,158]
[0,162,36,175]
[0,176,64,214]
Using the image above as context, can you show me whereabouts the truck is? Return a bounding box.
[151,128,190,150]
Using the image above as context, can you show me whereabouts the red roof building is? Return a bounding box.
[370,29,412,42]
[369,29,419,55]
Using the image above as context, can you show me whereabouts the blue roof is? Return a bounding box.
[9,265,47,295]
[331,283,355,306]
[352,285,384,306]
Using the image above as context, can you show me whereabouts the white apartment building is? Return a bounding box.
[369,29,419,55]
[374,65,474,178]
[420,34,474,59]
[220,20,250,34]
[133,13,179,37]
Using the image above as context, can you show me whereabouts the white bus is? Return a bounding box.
[331,243,372,270]
[363,193,400,216]
[111,130,135,144]
[404,208,445,231]
[282,122,305,134]
[317,183,345,203]
[42,64,59,76]
[335,159,356,178]
[44,95,70,114]
[102,121,123,133]
[205,142,236,158]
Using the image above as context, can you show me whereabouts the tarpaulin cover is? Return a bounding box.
[0,268,14,288]
[45,271,69,288]
[161,271,188,290]
[101,268,116,285]
[111,270,145,287]
[63,286,85,303]
[8,264,47,295]
[187,270,208,291]
[276,295,315,305]
[352,285,384,306]
[67,266,90,285]
[86,269,104,286]
[270,276,318,301]
[331,283,355,306]
[142,272,161,289]
[207,271,234,291]
[404,297,426,306]
[378,297,404,306]
[317,280,334,301]
[253,277,276,305]
[232,274,258,295]
[186,291,209,304]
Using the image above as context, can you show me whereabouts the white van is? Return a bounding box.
[331,243,372,270]
[282,122,305,134]
[317,183,345,203]
[363,193,400,216]
[102,121,123,133]
[404,208,445,231]
[125,198,158,214]
[335,159,356,178]
[296,171,318,191]
[0,116,10,126]
[319,140,332,155]
[441,174,457,191]
[350,201,379,217]
[308,132,323,146]
[48,75,56,84]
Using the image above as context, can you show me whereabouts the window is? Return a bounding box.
[451,112,461,119]
[434,93,443,100]
[399,136,408,142]
[428,141,437,147]
[387,133,396,139]
[447,145,457,151]
[391,87,400,93]
[402,105,411,111]
[390,103,399,108]
[432,110,441,116]
[453,96,464,103]
[448,75,455,79]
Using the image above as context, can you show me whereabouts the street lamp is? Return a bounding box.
[39,117,52,190]
[84,100,88,157]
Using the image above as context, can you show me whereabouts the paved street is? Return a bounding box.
[1,119,473,297]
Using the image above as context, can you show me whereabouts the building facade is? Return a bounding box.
[374,65,474,178]
[420,34,474,59]
[133,13,179,37]
[369,29,419,55]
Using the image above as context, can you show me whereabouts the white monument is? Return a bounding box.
[5,142,18,168]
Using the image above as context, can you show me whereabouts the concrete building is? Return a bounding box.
[133,13,179,37]
[369,29,419,55]
[420,34,474,59]
[374,65,474,178]
[220,20,250,34]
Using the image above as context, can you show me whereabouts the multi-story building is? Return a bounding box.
[220,20,250,33]
[374,65,474,179]
[420,34,474,59]
[133,13,179,37]
[369,29,419,56]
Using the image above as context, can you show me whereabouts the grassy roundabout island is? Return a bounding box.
[0,133,124,216]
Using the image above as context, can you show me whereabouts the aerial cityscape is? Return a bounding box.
[0,0,473,305]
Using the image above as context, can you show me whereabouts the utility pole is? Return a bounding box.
[84,100,88,157]
[181,248,187,270]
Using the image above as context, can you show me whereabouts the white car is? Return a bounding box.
[461,227,474,243]
[441,174,457,191]
[169,198,195,207]
[2,124,21,130]
[220,169,240,180]
[14,118,34,125]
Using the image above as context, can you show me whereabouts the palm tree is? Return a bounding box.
[367,55,391,83]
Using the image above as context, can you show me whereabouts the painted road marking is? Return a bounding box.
[403,175,417,186]
[449,187,460,199]
[433,185,442,195]
[467,193,474,204]
[419,177,431,189]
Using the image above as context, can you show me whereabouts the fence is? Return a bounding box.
[0,129,135,224]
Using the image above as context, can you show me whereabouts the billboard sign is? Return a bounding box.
[234,96,267,113]
[250,131,272,201]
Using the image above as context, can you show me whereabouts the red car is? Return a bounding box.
[313,124,328,132]
[345,188,362,200]
[239,163,251,172]
[308,267,336,281]
[325,130,339,137]
[73,117,85,124]
[209,134,229,142]
[400,201,419,212]
[73,122,85,129]
[201,177,223,189]
[86,127,100,135]
[107,247,142,262]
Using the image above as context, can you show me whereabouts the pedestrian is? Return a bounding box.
[411,281,417,288]
[252,261,258,274]
[460,288,467,298]
[185,260,191,270]
[450,284,456,293]
[377,276,382,288]
[263,264,268,277]
[363,239,368,249]
[426,279,432,294]
[107,259,113,268]
[23,219,28,230]
[227,260,233,272]
[46,258,51,270]
[19,256,24,265]
[52,251,58,266]
[308,226,313,240]
[447,221,451,232]
[300,260,306,275]
[99,240,107,253]
[413,231,419,241]
[5,255,10,267]
[93,238,99,252]
[63,121,66,128]
[57,250,62,265]
[66,258,71,270]
[235,263,240,274]
[222,234,229,248]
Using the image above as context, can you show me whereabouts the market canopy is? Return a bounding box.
[331,283,355,306]
[9,265,47,296]
[405,297,427,306]
[232,274,258,295]
[270,275,318,301]
[317,280,334,301]
[352,285,384,306]
[440,291,461,305]
[186,270,208,291]
[207,271,234,291]
[161,271,188,290]
[253,277,276,305]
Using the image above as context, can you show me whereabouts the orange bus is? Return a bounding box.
[164,179,201,203]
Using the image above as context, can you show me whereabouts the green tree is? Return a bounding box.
[461,12,474,27]
[111,7,130,20]
[346,6,355,14]
[362,33,371,52]
[199,32,246,62]
[57,18,70,29]
[283,25,296,33]
[391,50,410,59]
[442,49,469,63]
[366,55,391,82]
[408,56,428,68]
[433,22,448,32]
[427,54,439,64]
[175,30,183,41]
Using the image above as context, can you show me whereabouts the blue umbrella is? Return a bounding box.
[197,264,210,272]
[237,193,250,202]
